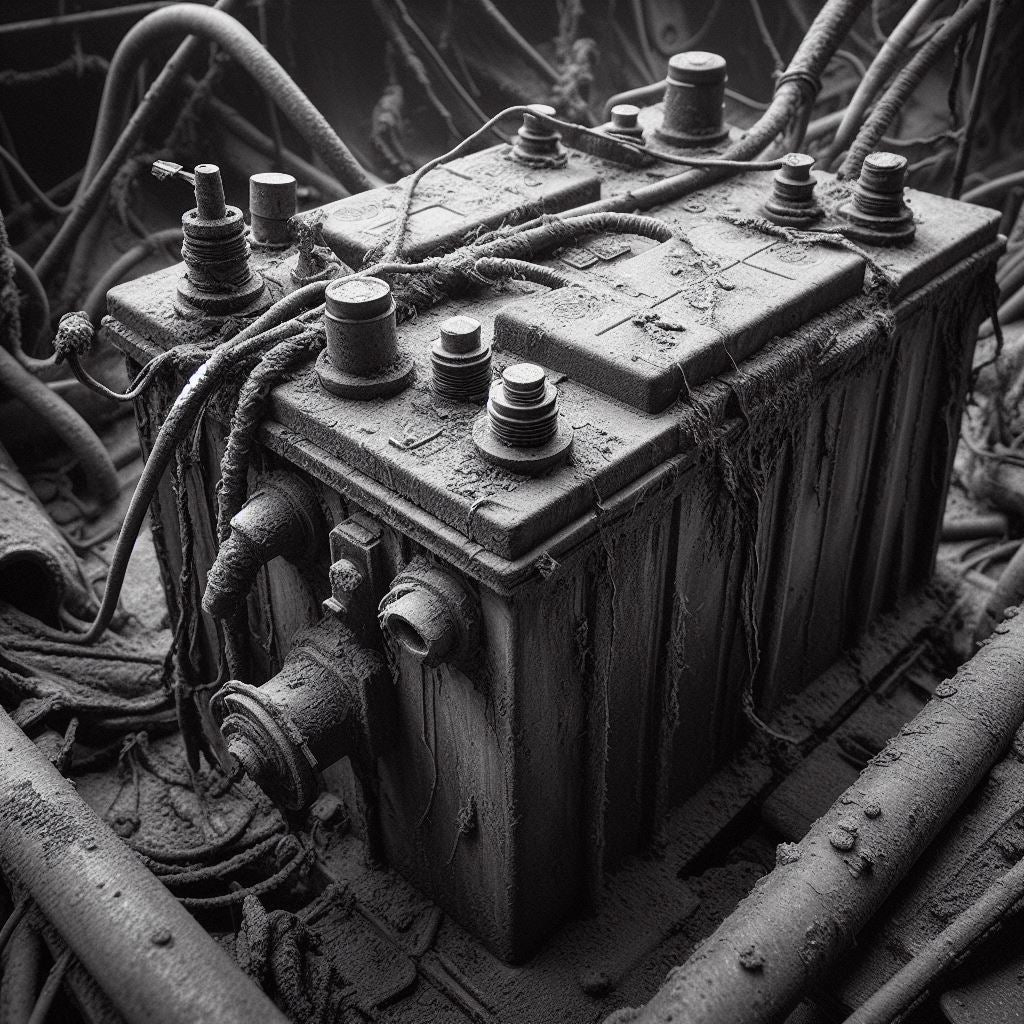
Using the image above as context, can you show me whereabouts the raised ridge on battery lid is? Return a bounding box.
[319,146,602,267]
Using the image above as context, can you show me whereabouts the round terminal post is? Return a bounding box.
[249,172,297,248]
[656,51,729,147]
[193,163,227,220]
[473,363,573,474]
[317,276,415,399]
[431,315,492,403]
[838,151,916,246]
[762,153,822,227]
[511,104,568,168]
[603,103,645,144]
[177,163,266,314]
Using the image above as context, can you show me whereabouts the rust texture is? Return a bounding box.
[0,704,289,1024]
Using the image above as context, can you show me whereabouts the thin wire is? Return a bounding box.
[748,0,787,74]
[0,143,72,216]
[27,947,74,1024]
[630,0,663,79]
[950,0,1007,198]
[381,105,783,263]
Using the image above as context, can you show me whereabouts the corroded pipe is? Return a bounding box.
[612,607,1024,1024]
[0,706,288,1024]
[217,617,390,809]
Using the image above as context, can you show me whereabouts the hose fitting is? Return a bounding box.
[203,471,323,621]
[378,558,477,667]
[217,617,388,809]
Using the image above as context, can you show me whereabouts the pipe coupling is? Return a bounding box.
[378,558,477,667]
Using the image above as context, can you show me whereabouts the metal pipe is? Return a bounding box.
[0,2,193,37]
[0,705,289,1024]
[614,606,1024,1024]
[0,345,121,507]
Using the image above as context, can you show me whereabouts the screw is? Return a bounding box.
[604,103,645,144]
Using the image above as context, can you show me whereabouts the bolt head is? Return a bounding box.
[610,104,640,129]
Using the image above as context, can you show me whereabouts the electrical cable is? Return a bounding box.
[748,0,787,74]
[81,228,183,326]
[962,168,1024,206]
[514,0,873,229]
[469,0,559,83]
[950,0,1007,200]
[380,105,783,263]
[630,0,664,80]
[389,0,500,139]
[62,293,326,645]
[36,3,373,284]
[0,144,72,217]
[838,0,989,180]
[951,0,1011,199]
[825,0,950,168]
[841,853,1024,1024]
[473,256,575,289]
[78,0,238,189]
[0,345,121,506]
[9,249,51,353]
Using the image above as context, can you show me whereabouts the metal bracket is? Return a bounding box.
[323,513,387,643]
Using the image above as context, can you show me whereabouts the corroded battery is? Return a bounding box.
[103,125,1001,963]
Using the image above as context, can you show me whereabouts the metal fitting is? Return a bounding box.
[838,152,916,246]
[203,471,323,621]
[249,171,297,248]
[217,618,389,809]
[431,315,492,403]
[655,51,729,148]
[315,276,415,399]
[762,153,822,227]
[472,363,573,475]
[379,558,477,667]
[511,104,568,168]
[602,104,646,144]
[177,163,266,314]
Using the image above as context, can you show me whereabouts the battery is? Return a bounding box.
[103,127,1001,961]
